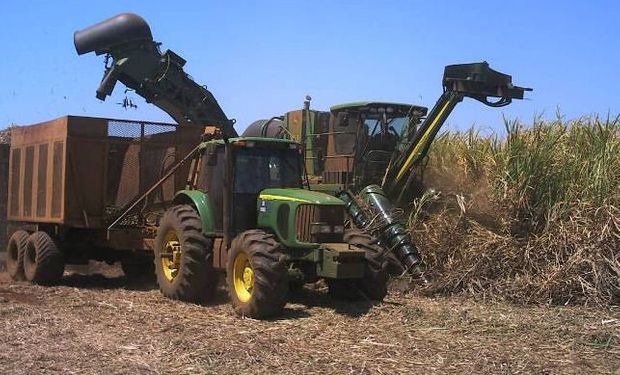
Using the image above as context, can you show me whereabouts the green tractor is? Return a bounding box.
[156,136,388,318]
[74,13,388,318]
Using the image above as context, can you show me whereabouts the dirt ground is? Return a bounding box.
[0,262,618,375]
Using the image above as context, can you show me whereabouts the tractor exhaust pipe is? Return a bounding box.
[74,13,153,56]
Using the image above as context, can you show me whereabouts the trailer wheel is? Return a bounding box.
[344,230,388,301]
[227,229,289,318]
[23,231,65,285]
[154,205,217,303]
[6,230,29,281]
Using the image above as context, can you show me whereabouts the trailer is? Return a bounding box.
[5,115,202,281]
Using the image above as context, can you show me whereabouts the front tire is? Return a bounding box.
[154,205,217,303]
[227,230,289,319]
[6,230,29,281]
[23,231,65,285]
[344,230,388,301]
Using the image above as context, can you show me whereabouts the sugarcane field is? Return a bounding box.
[0,3,618,375]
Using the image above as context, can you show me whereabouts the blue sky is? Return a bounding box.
[1,1,618,133]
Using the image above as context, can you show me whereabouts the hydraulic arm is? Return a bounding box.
[383,62,531,200]
[340,62,531,277]
[74,13,237,139]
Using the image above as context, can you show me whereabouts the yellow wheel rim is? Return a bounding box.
[232,252,254,303]
[161,231,182,282]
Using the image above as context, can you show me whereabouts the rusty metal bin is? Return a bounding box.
[0,144,9,251]
[8,116,202,230]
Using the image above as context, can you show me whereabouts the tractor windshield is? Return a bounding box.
[234,147,302,194]
[363,115,409,140]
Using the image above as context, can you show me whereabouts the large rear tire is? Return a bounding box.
[227,229,289,319]
[6,230,29,281]
[344,229,388,301]
[154,205,217,303]
[23,231,65,285]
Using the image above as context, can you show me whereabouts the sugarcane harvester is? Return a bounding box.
[246,63,531,277]
[69,13,391,318]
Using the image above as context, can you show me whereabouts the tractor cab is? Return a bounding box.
[191,137,306,238]
[327,102,428,189]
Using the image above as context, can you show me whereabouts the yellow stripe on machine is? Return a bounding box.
[259,194,313,203]
[395,100,451,182]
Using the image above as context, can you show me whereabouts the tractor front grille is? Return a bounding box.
[295,204,344,243]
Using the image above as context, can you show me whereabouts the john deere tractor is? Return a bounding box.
[156,136,388,318]
[74,13,388,318]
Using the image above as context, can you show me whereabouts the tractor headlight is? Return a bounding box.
[333,225,345,234]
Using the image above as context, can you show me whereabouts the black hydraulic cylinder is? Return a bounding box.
[96,66,118,100]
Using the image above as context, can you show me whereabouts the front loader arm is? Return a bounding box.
[74,13,237,139]
[382,62,531,200]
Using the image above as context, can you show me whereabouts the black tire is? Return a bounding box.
[23,231,65,285]
[6,230,29,281]
[344,229,388,301]
[227,229,289,318]
[154,205,217,303]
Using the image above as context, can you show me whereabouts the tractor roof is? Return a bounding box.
[330,101,428,116]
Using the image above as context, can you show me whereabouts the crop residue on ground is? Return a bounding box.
[0,267,618,375]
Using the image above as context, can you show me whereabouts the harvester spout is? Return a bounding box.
[74,13,153,56]
[74,13,237,139]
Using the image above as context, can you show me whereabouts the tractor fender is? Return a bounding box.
[173,190,216,236]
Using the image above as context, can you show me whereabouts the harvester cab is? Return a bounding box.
[327,102,428,189]
[74,13,389,319]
